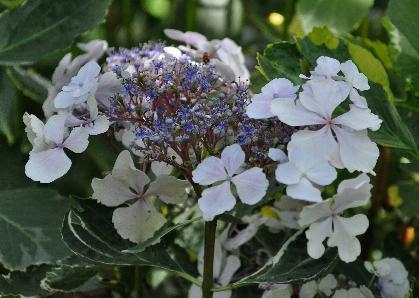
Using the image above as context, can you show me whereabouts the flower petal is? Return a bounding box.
[25,148,71,183]
[192,156,227,185]
[327,214,368,262]
[54,91,76,109]
[261,78,299,99]
[218,255,241,285]
[298,200,331,227]
[334,175,372,213]
[299,78,349,119]
[221,144,245,176]
[275,161,302,184]
[44,114,66,145]
[270,99,325,126]
[151,161,173,176]
[63,127,89,153]
[333,104,382,131]
[112,200,166,243]
[305,217,333,259]
[198,182,236,221]
[91,174,138,206]
[349,88,368,109]
[312,56,340,78]
[268,148,288,162]
[333,127,380,173]
[286,177,322,202]
[246,93,275,119]
[96,71,122,108]
[318,274,338,296]
[299,281,317,298]
[23,113,46,152]
[145,175,189,204]
[232,167,269,205]
[340,60,369,91]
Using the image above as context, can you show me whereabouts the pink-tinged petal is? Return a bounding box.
[288,126,339,165]
[286,177,322,202]
[44,114,66,144]
[333,127,379,173]
[54,91,75,109]
[340,60,369,91]
[298,199,332,227]
[327,214,368,263]
[198,182,236,221]
[305,217,333,259]
[25,148,71,183]
[221,144,245,176]
[232,167,268,205]
[246,93,275,119]
[261,78,299,99]
[312,56,340,78]
[333,104,382,131]
[112,200,166,243]
[270,98,325,126]
[299,78,350,119]
[275,162,302,184]
[192,156,228,185]
[349,88,368,108]
[268,148,288,162]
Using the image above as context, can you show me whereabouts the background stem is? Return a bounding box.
[202,219,217,298]
[133,266,143,298]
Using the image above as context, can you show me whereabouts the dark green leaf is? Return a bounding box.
[0,67,18,144]
[7,67,50,104]
[0,264,51,297]
[398,181,419,218]
[0,145,34,190]
[256,42,302,84]
[0,0,111,65]
[0,188,70,270]
[366,83,418,155]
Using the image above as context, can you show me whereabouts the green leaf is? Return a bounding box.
[40,264,102,293]
[366,83,418,155]
[0,145,34,190]
[0,67,18,144]
[0,264,51,297]
[0,0,111,65]
[216,230,337,290]
[296,0,373,34]
[0,188,70,270]
[7,67,50,104]
[61,199,196,277]
[297,0,374,33]
[256,42,302,84]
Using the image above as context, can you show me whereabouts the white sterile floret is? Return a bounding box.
[365,258,410,298]
[311,56,341,79]
[271,77,382,174]
[275,146,337,202]
[261,284,293,298]
[300,274,338,298]
[91,150,189,243]
[54,61,101,109]
[268,147,288,163]
[192,144,269,221]
[298,174,372,263]
[43,40,108,117]
[246,78,299,119]
[24,114,89,183]
[332,286,374,298]
[188,235,241,298]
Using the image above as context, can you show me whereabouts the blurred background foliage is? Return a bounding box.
[0,0,418,297]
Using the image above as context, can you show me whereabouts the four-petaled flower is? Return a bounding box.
[192,144,269,221]
[24,114,89,183]
[298,174,371,263]
[272,78,382,173]
[92,150,190,243]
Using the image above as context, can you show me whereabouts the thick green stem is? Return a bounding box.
[202,219,217,298]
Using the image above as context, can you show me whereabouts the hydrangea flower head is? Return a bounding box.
[192,144,268,221]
